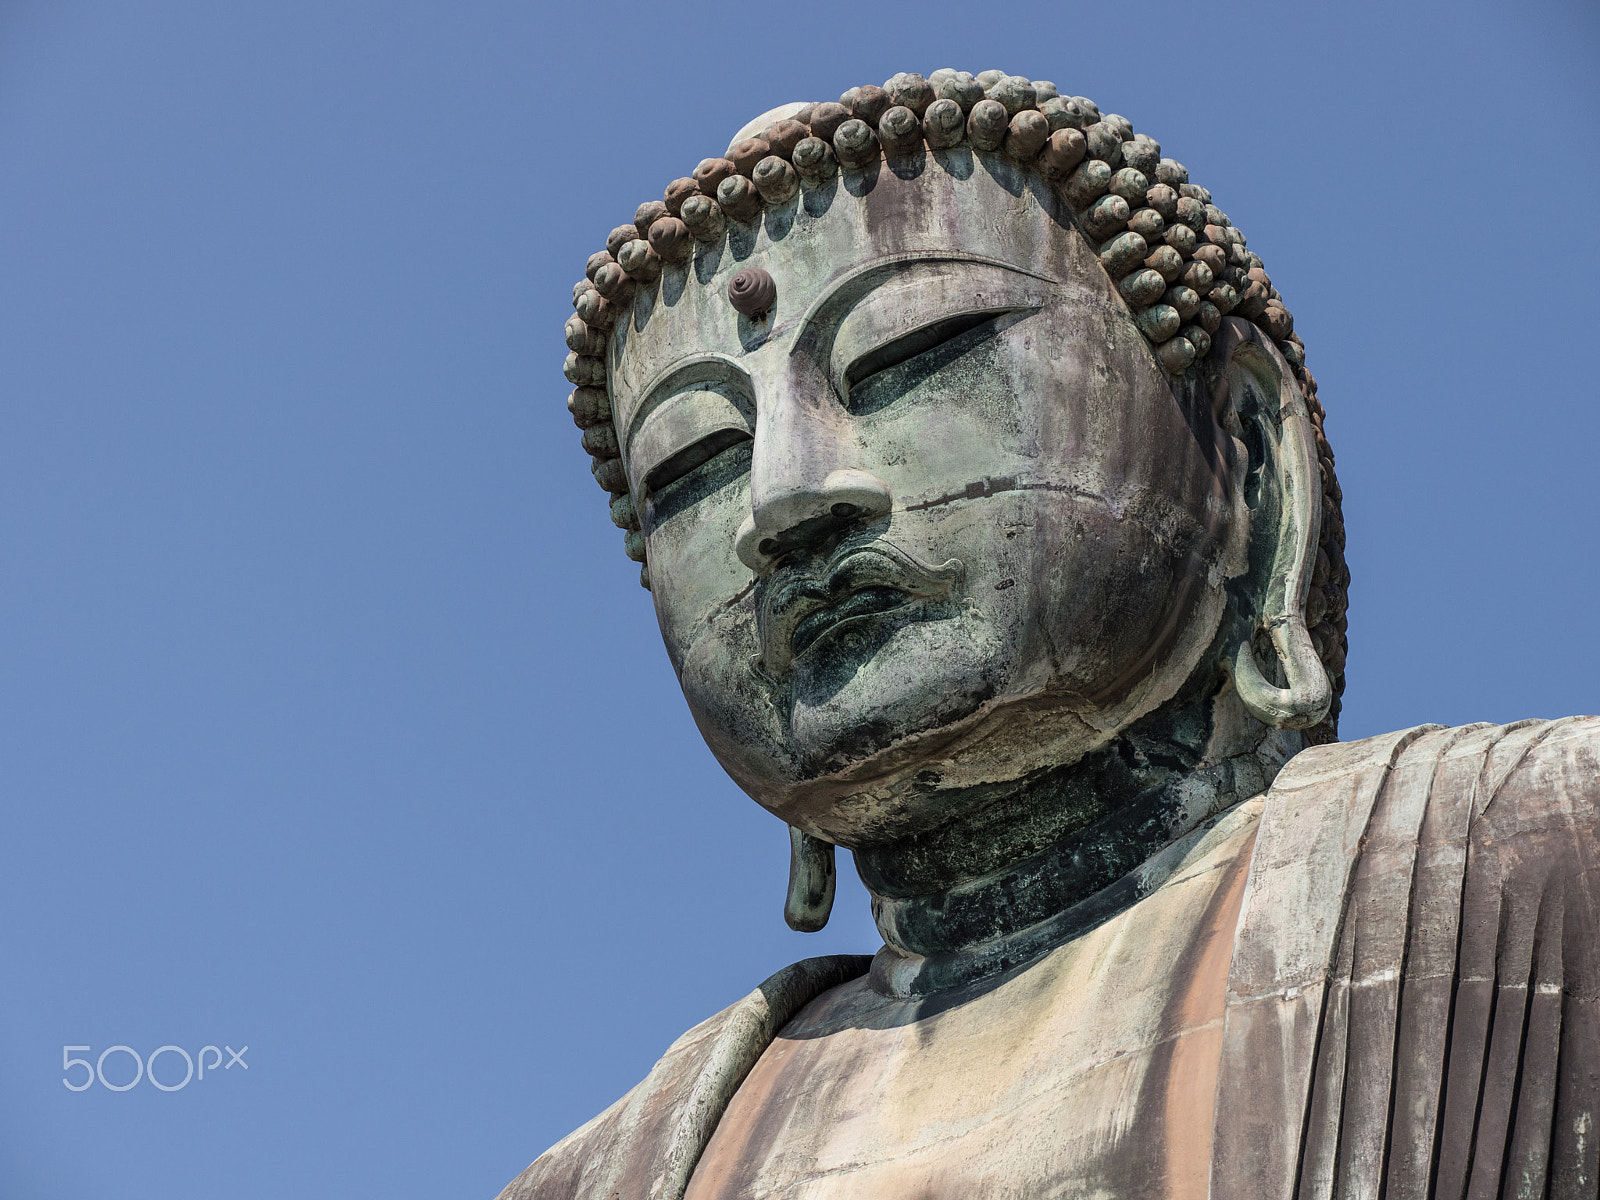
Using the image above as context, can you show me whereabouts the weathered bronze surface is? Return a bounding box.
[521,72,1600,1199]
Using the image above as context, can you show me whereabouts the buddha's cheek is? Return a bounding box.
[644,475,753,677]
[676,610,798,800]
[867,488,1203,717]
[1029,491,1220,713]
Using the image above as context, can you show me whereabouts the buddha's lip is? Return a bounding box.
[755,540,962,674]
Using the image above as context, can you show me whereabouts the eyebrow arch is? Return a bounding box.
[790,251,1061,357]
[623,352,752,451]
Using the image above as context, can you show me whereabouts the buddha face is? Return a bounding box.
[609,154,1246,847]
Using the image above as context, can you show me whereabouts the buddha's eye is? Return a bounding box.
[643,427,751,496]
[641,429,753,526]
[844,309,1029,416]
[628,385,754,524]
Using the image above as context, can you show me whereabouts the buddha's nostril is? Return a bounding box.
[758,538,779,557]
[831,503,859,520]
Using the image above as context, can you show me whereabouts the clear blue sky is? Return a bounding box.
[1,2,1595,1197]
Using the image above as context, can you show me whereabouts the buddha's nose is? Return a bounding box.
[734,395,892,572]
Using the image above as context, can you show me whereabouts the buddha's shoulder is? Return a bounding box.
[1219,716,1600,1042]
[495,954,871,1200]
[1270,715,1600,811]
[1252,715,1600,888]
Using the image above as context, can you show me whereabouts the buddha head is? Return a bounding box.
[562,71,1349,897]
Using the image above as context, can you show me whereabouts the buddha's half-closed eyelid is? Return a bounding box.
[643,426,752,496]
[824,261,1052,389]
[627,387,753,498]
[844,307,1033,391]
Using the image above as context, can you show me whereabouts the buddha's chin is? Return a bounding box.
[680,604,1014,830]
[785,606,1005,781]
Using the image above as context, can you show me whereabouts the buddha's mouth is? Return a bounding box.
[789,585,915,661]
[756,540,963,675]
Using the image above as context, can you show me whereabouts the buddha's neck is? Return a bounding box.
[854,686,1303,997]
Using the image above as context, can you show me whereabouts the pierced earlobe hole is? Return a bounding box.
[831,502,858,519]
[758,538,779,556]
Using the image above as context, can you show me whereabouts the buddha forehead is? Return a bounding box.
[608,158,1088,427]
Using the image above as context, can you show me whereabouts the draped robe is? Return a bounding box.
[499,718,1600,1200]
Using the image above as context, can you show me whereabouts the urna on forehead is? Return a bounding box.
[560,68,1348,708]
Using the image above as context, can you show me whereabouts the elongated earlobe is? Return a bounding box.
[1229,620,1330,729]
[1211,317,1332,730]
[784,827,836,932]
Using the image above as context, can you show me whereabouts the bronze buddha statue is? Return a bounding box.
[508,70,1599,1200]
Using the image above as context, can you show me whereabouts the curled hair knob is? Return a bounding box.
[727,268,776,318]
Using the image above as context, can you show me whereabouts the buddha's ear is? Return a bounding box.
[1208,317,1331,730]
[784,826,835,932]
